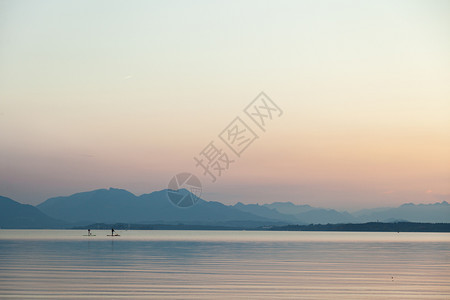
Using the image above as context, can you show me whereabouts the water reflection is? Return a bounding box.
[0,230,449,299]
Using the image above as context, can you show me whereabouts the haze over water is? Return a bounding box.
[0,230,449,299]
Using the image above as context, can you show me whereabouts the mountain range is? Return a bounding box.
[36,188,280,227]
[0,196,65,229]
[1,188,449,228]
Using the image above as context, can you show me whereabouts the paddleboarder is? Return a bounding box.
[88,229,91,236]
[111,228,115,236]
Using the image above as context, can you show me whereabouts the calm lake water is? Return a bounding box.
[0,230,449,299]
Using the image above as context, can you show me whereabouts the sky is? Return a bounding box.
[0,0,449,210]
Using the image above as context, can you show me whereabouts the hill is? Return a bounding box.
[36,188,286,227]
[2,188,448,228]
[356,201,450,223]
[0,196,66,229]
[260,202,355,224]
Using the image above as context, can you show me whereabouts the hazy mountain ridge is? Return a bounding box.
[0,196,67,229]
[263,202,314,214]
[259,201,450,224]
[355,201,450,223]
[259,202,356,224]
[233,202,301,224]
[0,188,449,228]
[36,188,285,226]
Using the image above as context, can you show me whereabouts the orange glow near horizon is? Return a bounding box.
[0,0,449,208]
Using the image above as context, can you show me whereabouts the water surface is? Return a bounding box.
[0,230,449,299]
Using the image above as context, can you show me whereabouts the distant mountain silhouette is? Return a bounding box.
[355,201,450,223]
[352,207,393,217]
[1,189,449,229]
[261,202,355,224]
[260,201,450,224]
[0,196,66,228]
[263,202,313,214]
[233,203,300,223]
[36,188,286,226]
[294,208,356,224]
[37,188,138,224]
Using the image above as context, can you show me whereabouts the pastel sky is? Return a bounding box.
[1,0,449,210]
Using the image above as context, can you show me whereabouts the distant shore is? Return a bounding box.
[73,222,450,232]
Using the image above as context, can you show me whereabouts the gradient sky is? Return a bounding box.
[1,0,449,210]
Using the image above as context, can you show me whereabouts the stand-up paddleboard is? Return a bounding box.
[107,234,120,236]
[83,235,96,236]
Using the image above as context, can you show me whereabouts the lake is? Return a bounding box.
[0,230,449,299]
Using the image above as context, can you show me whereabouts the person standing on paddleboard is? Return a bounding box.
[88,229,91,236]
[111,228,115,236]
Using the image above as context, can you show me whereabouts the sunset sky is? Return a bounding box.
[1,0,449,209]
